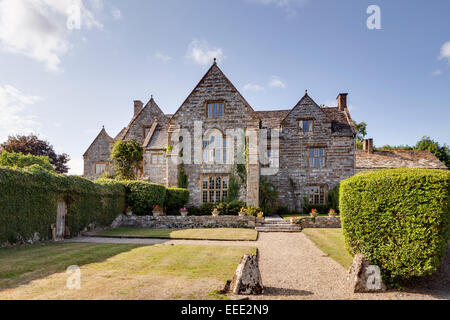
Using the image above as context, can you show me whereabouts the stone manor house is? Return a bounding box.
[83,61,446,209]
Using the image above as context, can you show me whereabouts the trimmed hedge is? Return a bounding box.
[165,187,190,215]
[0,151,54,172]
[0,166,125,244]
[120,180,166,215]
[340,169,450,284]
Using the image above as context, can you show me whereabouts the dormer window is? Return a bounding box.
[299,119,314,132]
[207,102,224,118]
[144,126,151,138]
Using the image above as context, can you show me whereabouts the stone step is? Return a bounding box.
[262,220,290,225]
[260,223,294,227]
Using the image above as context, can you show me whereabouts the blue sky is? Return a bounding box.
[0,0,449,174]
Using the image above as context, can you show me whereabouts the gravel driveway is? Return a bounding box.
[69,233,449,300]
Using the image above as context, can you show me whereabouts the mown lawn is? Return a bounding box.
[302,228,353,269]
[93,227,258,241]
[0,242,256,300]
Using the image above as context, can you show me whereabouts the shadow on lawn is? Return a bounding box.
[0,240,160,292]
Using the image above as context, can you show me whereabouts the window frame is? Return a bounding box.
[205,100,225,119]
[308,147,326,168]
[298,118,314,133]
[202,131,227,164]
[308,185,327,205]
[143,125,152,138]
[150,152,164,165]
[201,175,229,203]
[94,162,108,175]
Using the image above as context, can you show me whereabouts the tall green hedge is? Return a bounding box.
[120,180,166,215]
[0,151,54,172]
[165,187,190,215]
[340,169,450,284]
[0,166,125,244]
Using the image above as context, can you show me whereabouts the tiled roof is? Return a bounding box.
[356,150,447,170]
[256,110,290,128]
[321,107,354,135]
[146,127,168,150]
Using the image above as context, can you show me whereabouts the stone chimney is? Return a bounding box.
[337,93,348,111]
[134,100,143,116]
[363,138,374,154]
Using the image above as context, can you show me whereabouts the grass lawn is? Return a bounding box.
[0,242,256,300]
[92,227,258,241]
[302,228,353,269]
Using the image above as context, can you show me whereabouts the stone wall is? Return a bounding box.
[299,216,341,228]
[83,128,114,177]
[113,214,256,229]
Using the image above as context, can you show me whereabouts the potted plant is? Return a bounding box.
[310,208,318,222]
[328,208,336,217]
[180,207,188,217]
[212,207,219,217]
[257,211,264,219]
[153,204,163,217]
[290,216,297,224]
[238,207,247,216]
[125,206,133,216]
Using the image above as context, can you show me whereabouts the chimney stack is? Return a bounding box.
[363,138,374,154]
[134,100,143,116]
[337,93,348,111]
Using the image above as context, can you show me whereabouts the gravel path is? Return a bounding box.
[69,233,448,300]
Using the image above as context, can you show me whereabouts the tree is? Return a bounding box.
[353,121,367,150]
[415,136,450,168]
[1,134,69,173]
[110,140,143,180]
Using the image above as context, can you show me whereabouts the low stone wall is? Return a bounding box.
[299,216,341,228]
[112,214,256,229]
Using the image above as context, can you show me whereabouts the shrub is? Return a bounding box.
[110,140,143,180]
[200,202,215,215]
[0,151,54,172]
[327,183,340,212]
[246,206,262,217]
[302,197,329,215]
[340,169,450,285]
[120,180,166,215]
[0,167,125,244]
[275,205,291,216]
[186,206,202,216]
[165,187,189,215]
[214,201,246,215]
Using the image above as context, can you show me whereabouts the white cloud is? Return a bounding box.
[438,41,450,63]
[186,39,224,66]
[268,76,286,89]
[247,0,309,17]
[111,7,122,20]
[0,85,42,142]
[154,52,172,63]
[243,83,264,92]
[0,0,102,72]
[432,69,442,76]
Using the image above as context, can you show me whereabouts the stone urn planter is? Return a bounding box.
[290,217,297,224]
[328,209,337,217]
[180,208,188,217]
[125,207,133,216]
[212,208,219,217]
[238,208,247,217]
[152,205,164,217]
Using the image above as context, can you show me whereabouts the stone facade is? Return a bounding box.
[113,214,256,229]
[83,61,358,210]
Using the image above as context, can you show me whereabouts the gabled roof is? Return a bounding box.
[256,110,290,128]
[322,107,355,135]
[119,97,166,141]
[83,127,114,157]
[169,62,260,124]
[356,150,447,170]
[142,121,159,148]
[281,92,328,125]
